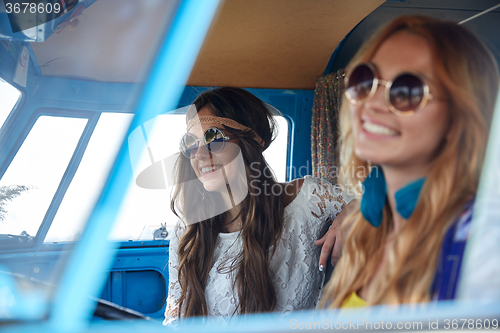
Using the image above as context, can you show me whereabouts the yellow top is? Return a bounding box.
[341,291,367,308]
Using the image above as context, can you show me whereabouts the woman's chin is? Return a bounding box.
[354,146,386,165]
[201,179,225,193]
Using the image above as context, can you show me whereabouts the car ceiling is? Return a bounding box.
[29,0,384,89]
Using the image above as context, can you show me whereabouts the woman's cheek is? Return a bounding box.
[190,160,199,178]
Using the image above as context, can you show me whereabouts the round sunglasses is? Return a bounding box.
[180,127,235,159]
[345,62,438,116]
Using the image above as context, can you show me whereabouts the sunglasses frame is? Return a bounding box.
[345,62,434,116]
[180,127,235,159]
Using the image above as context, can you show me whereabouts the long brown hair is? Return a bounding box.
[171,87,285,316]
[320,16,499,307]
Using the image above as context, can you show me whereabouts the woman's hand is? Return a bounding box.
[314,200,357,270]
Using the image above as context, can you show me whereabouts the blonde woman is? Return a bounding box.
[320,15,499,308]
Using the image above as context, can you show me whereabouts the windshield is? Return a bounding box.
[0,0,178,244]
[41,113,288,242]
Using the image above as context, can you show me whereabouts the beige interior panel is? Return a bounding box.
[30,0,383,88]
[187,0,384,89]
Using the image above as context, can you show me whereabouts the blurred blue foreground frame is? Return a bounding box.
[38,0,221,331]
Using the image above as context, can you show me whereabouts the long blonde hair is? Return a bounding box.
[320,15,499,307]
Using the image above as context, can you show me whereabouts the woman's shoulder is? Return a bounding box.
[432,197,475,301]
[450,197,475,242]
[283,176,351,219]
[280,176,321,210]
[280,177,305,207]
[292,175,349,204]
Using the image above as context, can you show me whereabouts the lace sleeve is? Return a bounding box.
[308,177,354,221]
[163,223,184,326]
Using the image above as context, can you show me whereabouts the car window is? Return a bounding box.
[0,78,22,128]
[0,116,87,238]
[45,112,289,242]
[45,113,132,243]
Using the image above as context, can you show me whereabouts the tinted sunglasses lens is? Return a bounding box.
[204,128,226,153]
[389,74,424,112]
[180,134,198,158]
[347,64,374,101]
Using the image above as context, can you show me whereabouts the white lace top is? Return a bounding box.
[164,176,352,325]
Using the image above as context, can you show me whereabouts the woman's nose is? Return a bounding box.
[365,83,391,114]
[194,142,210,160]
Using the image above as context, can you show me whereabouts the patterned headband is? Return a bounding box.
[187,116,265,148]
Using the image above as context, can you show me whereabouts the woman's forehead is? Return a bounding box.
[187,121,225,135]
[371,32,435,80]
[197,106,215,117]
[187,106,219,134]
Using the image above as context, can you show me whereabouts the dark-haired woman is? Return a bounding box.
[164,87,353,324]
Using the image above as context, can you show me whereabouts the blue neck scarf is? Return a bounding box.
[360,166,426,227]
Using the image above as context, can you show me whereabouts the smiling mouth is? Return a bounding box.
[200,165,222,174]
[362,121,399,136]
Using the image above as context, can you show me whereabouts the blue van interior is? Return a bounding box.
[0,0,499,331]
